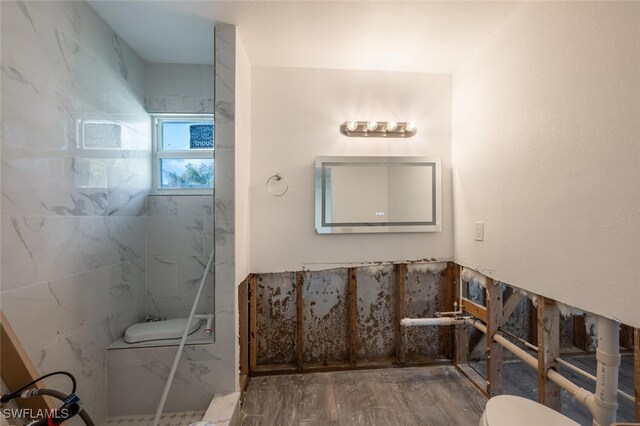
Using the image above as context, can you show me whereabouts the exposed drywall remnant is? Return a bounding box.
[557,302,598,350]
[405,264,445,357]
[461,267,487,286]
[507,286,540,308]
[303,269,349,363]
[255,273,297,365]
[355,265,395,359]
[408,262,448,274]
[557,302,587,319]
[584,315,598,350]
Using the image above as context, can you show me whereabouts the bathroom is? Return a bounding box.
[0,1,639,426]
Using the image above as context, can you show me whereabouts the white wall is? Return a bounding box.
[250,67,452,272]
[452,2,640,327]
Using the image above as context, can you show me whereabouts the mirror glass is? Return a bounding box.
[315,156,442,233]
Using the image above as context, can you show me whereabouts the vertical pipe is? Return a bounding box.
[592,315,620,426]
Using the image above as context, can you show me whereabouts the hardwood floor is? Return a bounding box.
[240,366,488,426]
[240,353,635,426]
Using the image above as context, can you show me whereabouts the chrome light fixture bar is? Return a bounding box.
[340,121,417,138]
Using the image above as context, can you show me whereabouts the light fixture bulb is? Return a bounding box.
[405,121,417,132]
[386,121,398,131]
[346,121,358,131]
[366,121,378,131]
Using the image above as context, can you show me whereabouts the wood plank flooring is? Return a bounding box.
[240,366,488,425]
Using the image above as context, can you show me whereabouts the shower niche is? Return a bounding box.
[315,156,442,234]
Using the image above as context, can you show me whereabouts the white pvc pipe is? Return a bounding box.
[437,311,461,316]
[466,318,598,415]
[193,314,214,336]
[406,313,631,421]
[556,357,597,382]
[401,317,467,327]
[592,316,620,426]
[500,326,634,404]
[153,248,215,426]
[548,369,596,411]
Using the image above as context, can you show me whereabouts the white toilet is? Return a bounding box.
[480,395,580,426]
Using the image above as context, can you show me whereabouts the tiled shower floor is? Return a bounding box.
[103,410,206,426]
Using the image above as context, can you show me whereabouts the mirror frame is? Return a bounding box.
[315,156,442,234]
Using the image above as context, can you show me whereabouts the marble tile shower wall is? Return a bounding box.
[146,195,214,319]
[0,1,151,423]
[146,63,215,114]
[107,28,237,416]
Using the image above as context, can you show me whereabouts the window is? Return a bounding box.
[153,115,214,193]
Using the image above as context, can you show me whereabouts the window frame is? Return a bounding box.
[152,113,214,195]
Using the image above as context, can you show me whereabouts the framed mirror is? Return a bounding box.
[315,156,442,234]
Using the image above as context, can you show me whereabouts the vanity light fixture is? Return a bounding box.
[340,121,417,138]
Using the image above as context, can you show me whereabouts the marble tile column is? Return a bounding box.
[213,25,237,393]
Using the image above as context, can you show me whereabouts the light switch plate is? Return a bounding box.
[474,222,484,241]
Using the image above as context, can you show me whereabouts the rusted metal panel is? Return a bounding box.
[404,264,447,358]
[355,265,395,360]
[303,269,349,363]
[256,272,297,365]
